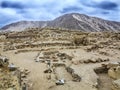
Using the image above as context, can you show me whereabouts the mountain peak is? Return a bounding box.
[0,13,120,32]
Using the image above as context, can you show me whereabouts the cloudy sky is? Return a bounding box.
[0,0,120,27]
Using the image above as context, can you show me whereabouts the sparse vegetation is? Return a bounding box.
[72,35,89,46]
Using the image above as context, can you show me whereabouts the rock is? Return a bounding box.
[99,51,109,56]
[94,66,108,74]
[108,66,120,79]
[6,88,14,90]
[72,60,79,65]
[96,58,102,63]
[107,62,120,68]
[112,79,120,90]
[56,79,65,85]
[90,59,97,63]
[0,56,9,67]
[72,73,81,82]
[84,59,90,63]
[8,63,17,71]
[21,74,26,78]
[66,67,81,82]
[66,67,74,74]
[44,69,52,73]
[82,58,109,64]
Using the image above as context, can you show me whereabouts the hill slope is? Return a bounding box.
[0,13,120,32]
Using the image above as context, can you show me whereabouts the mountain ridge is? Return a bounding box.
[0,13,120,32]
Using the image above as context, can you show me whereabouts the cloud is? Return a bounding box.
[101,11,109,15]
[97,1,118,10]
[1,1,25,9]
[61,6,82,13]
[79,0,119,10]
[0,0,120,27]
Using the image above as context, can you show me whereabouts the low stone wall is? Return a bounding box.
[66,67,81,82]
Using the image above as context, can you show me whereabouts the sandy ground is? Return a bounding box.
[2,46,120,90]
[3,51,55,90]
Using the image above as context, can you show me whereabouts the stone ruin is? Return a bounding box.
[66,67,81,82]
[83,58,109,64]
[0,55,31,90]
[0,56,9,67]
[35,50,72,64]
[108,62,120,90]
[35,50,81,84]
[72,35,89,46]
[94,62,120,90]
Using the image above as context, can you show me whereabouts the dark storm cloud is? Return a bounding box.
[0,1,25,9]
[80,1,118,10]
[97,1,118,10]
[61,6,82,13]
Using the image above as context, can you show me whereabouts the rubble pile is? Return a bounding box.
[35,50,72,64]
[80,58,109,64]
[85,44,101,52]
[98,51,109,56]
[0,55,31,90]
[108,62,120,90]
[15,49,40,54]
[66,67,81,82]
[72,35,89,46]
[94,64,109,74]
[112,79,120,90]
[0,71,20,90]
[35,50,81,84]
[94,62,120,90]
[56,53,72,61]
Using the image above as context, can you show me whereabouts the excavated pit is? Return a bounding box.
[94,65,113,90]
[97,73,112,90]
[55,66,73,81]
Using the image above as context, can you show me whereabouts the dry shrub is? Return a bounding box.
[111,33,120,40]
[86,44,100,52]
[72,36,89,46]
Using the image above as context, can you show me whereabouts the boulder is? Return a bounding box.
[108,66,120,79]
[8,63,17,71]
[107,62,120,68]
[44,69,52,73]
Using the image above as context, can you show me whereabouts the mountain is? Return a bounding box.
[0,13,120,32]
[0,21,47,31]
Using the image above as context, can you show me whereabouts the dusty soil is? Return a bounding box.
[2,46,119,90]
[98,73,113,90]
[0,30,120,90]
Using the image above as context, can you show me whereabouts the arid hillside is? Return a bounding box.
[1,13,120,32]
